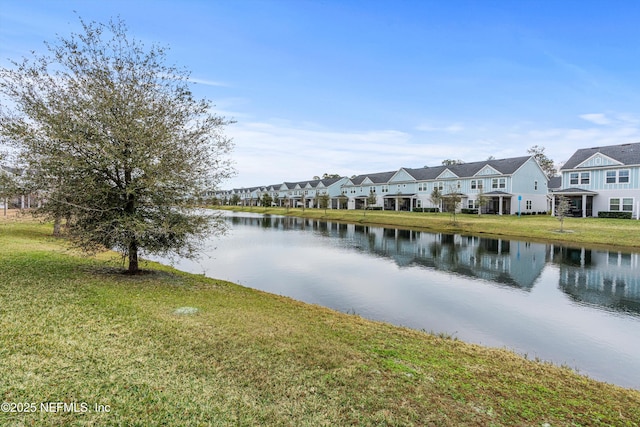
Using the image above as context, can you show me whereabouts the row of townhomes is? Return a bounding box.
[215,141,640,218]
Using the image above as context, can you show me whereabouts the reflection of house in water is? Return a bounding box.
[240,216,547,290]
[228,214,640,315]
[276,218,546,289]
[357,226,547,290]
[551,246,640,314]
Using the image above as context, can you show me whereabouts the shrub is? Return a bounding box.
[598,211,633,219]
[461,208,478,214]
[413,208,439,213]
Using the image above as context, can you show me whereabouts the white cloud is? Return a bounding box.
[416,122,464,133]
[220,112,640,189]
[580,113,611,125]
[223,121,473,188]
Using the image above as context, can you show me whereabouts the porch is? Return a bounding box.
[382,194,417,211]
[551,189,597,218]
[484,191,512,215]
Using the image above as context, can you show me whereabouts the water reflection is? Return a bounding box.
[230,214,640,315]
[553,247,640,315]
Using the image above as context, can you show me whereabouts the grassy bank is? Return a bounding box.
[1,217,640,426]
[219,206,640,250]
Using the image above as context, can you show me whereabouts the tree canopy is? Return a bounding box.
[441,159,465,166]
[528,145,556,178]
[0,16,234,273]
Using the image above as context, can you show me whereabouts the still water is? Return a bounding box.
[151,211,640,390]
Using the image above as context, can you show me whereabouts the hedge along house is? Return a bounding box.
[554,142,640,218]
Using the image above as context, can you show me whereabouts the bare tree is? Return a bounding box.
[556,195,571,232]
[476,189,490,216]
[317,193,330,215]
[443,185,462,224]
[430,187,443,212]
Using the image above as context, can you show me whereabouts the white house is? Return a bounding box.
[341,156,549,214]
[553,142,640,218]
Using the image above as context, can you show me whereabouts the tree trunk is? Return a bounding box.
[128,239,139,274]
[53,216,62,236]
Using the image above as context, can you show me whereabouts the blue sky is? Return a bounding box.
[2,0,640,188]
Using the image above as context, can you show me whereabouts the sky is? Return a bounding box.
[2,0,640,189]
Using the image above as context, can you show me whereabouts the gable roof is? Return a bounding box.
[347,170,396,185]
[406,156,532,180]
[320,177,343,187]
[561,142,640,170]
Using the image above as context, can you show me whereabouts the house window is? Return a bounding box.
[607,170,630,184]
[477,180,484,190]
[526,200,532,210]
[610,198,633,211]
[457,180,461,189]
[416,199,422,208]
[492,178,506,189]
[468,200,476,209]
[619,170,630,183]
[436,182,444,190]
[471,180,477,190]
[381,185,389,193]
[570,173,579,185]
[534,180,538,190]
[580,172,590,185]
[610,198,620,211]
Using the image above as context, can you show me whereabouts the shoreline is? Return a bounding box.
[215,206,640,252]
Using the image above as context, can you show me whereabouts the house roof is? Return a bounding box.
[348,170,396,185]
[220,155,541,192]
[552,187,598,195]
[483,191,513,196]
[406,156,533,180]
[548,176,562,190]
[561,142,640,170]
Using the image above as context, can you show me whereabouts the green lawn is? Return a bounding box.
[1,216,640,426]
[221,206,640,250]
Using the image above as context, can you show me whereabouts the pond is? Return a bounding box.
[150,211,640,390]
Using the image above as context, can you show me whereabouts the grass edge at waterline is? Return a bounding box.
[218,206,640,250]
[1,216,639,426]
